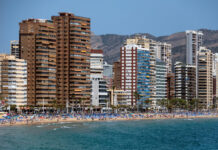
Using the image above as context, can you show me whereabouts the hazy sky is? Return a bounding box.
[1,0,218,53]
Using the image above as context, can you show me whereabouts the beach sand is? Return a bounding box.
[1,114,218,127]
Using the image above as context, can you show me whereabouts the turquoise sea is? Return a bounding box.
[0,118,218,150]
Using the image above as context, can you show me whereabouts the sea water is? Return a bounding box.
[0,118,218,150]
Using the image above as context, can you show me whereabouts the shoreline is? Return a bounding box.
[1,114,218,127]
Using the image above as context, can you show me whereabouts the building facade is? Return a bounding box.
[124,37,155,105]
[120,44,137,106]
[214,53,218,108]
[120,43,151,107]
[137,48,151,108]
[19,19,56,107]
[156,42,172,73]
[108,88,129,106]
[90,49,108,107]
[166,73,175,100]
[186,30,203,65]
[0,54,27,109]
[155,59,167,108]
[174,62,196,101]
[52,12,91,107]
[10,40,20,59]
[113,61,121,90]
[198,47,213,109]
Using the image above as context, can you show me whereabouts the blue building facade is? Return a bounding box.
[137,49,151,108]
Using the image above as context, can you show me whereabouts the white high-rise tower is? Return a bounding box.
[186,30,203,65]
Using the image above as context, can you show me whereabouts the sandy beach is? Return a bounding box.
[1,113,218,127]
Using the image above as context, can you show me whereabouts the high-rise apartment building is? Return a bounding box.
[19,19,56,107]
[214,53,218,108]
[103,62,113,89]
[175,62,186,99]
[212,53,218,76]
[0,54,27,109]
[113,61,121,90]
[19,13,91,108]
[90,49,108,107]
[174,62,196,101]
[10,40,20,59]
[186,30,203,101]
[124,37,156,105]
[120,44,137,106]
[156,42,172,73]
[186,30,203,65]
[52,12,91,107]
[120,44,150,107]
[198,47,213,109]
[155,59,167,108]
[124,36,172,104]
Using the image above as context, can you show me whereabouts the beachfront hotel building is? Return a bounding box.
[19,19,56,107]
[120,43,151,107]
[154,59,167,108]
[90,49,108,107]
[0,54,27,109]
[174,62,196,101]
[10,40,20,59]
[198,47,213,109]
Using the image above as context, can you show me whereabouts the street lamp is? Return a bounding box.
[43,98,45,113]
[66,98,69,114]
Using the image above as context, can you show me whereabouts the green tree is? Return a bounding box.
[134,91,141,112]
[10,105,17,111]
[52,99,58,111]
[158,99,173,112]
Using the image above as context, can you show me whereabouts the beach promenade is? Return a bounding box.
[1,112,218,127]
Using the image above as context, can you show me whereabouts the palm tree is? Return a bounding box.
[110,105,117,113]
[52,99,58,111]
[158,99,174,113]
[134,91,140,112]
[0,93,7,111]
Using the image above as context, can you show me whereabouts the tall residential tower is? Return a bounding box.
[186,30,203,65]
[19,19,56,107]
[52,12,91,107]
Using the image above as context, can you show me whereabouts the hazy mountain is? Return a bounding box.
[91,29,218,69]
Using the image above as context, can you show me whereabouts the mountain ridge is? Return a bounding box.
[91,29,218,69]
[91,29,218,67]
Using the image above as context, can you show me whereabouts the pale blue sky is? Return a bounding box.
[1,0,218,53]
